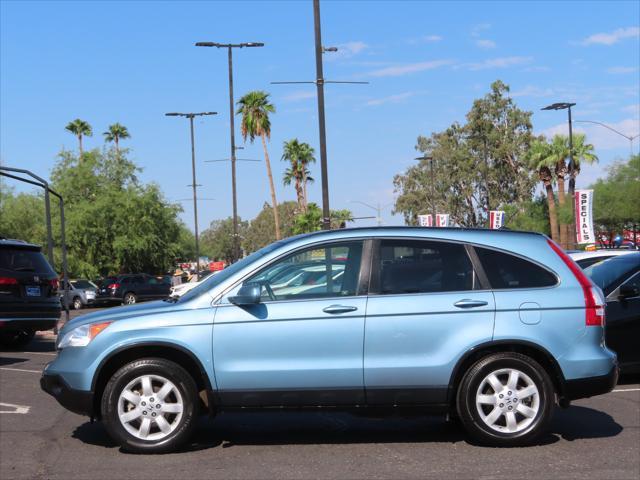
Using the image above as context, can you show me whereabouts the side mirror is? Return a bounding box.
[229,282,262,305]
[619,284,639,300]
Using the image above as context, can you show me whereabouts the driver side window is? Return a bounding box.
[246,241,364,301]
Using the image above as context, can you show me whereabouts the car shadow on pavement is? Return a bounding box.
[0,356,30,366]
[71,405,622,453]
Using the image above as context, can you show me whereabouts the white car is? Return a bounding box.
[569,249,635,269]
[169,271,215,297]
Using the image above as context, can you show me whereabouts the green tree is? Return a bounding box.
[292,203,354,234]
[237,91,281,240]
[394,81,535,228]
[200,217,248,264]
[281,139,315,212]
[503,196,550,235]
[244,201,299,253]
[103,123,131,156]
[65,119,93,158]
[526,139,560,242]
[591,155,639,245]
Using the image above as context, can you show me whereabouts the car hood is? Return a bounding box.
[59,300,180,334]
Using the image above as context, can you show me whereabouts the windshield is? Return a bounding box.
[0,247,55,274]
[584,254,640,294]
[176,239,292,303]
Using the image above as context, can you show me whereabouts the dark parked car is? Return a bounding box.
[584,253,640,373]
[0,239,61,346]
[94,274,171,306]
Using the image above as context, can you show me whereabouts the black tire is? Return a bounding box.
[72,296,83,310]
[456,352,555,446]
[122,292,137,305]
[101,358,199,453]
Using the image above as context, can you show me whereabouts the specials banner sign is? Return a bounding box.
[575,189,595,244]
[489,210,505,229]
[436,214,450,227]
[418,214,433,227]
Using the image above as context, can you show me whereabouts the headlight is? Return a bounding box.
[57,321,112,349]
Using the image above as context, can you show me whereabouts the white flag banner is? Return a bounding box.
[418,214,433,227]
[436,214,450,227]
[489,210,505,229]
[575,189,595,244]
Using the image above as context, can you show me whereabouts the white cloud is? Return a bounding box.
[522,66,551,72]
[365,91,417,106]
[606,66,639,74]
[368,59,454,77]
[621,104,640,115]
[471,23,491,37]
[422,35,443,42]
[282,90,316,102]
[511,85,556,98]
[579,26,640,46]
[462,56,533,71]
[476,39,496,49]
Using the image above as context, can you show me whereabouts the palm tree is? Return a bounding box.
[282,139,316,213]
[547,134,570,248]
[103,123,131,156]
[567,133,598,197]
[527,139,560,242]
[65,119,93,158]
[237,91,281,240]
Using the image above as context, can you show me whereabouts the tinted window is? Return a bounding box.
[71,280,95,290]
[247,241,364,301]
[378,240,474,294]
[121,277,132,285]
[584,254,640,294]
[475,247,557,289]
[0,247,55,274]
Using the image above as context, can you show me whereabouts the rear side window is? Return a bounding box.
[475,247,557,289]
[377,239,474,294]
[0,247,55,274]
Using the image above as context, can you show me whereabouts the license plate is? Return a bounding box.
[26,286,41,297]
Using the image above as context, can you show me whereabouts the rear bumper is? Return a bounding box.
[40,373,94,417]
[0,318,58,331]
[564,365,619,401]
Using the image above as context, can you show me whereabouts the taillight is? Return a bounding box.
[0,277,18,285]
[49,278,59,290]
[547,239,605,327]
[107,283,120,290]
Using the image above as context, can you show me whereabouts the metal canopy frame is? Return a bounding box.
[0,166,70,325]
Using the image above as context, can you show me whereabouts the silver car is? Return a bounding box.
[59,279,98,310]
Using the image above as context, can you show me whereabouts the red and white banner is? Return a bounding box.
[489,210,505,229]
[418,214,433,227]
[436,214,450,227]
[575,189,595,244]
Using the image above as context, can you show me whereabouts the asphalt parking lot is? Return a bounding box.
[1,309,639,480]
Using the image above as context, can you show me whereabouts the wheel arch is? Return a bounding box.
[447,340,567,407]
[91,341,214,419]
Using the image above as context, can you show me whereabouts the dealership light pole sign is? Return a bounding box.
[489,210,505,229]
[575,189,595,244]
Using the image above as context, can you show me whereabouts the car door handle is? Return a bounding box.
[323,305,358,314]
[454,299,489,309]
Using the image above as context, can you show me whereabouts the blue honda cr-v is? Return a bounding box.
[41,228,618,453]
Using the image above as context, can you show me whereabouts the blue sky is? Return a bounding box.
[1,0,639,229]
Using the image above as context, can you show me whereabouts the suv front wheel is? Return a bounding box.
[101,358,198,453]
[456,352,554,446]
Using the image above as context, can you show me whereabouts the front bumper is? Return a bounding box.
[40,373,94,417]
[564,365,619,401]
[0,318,58,331]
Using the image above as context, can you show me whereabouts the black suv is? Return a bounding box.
[0,239,61,346]
[95,273,171,306]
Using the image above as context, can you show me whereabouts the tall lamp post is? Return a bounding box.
[165,111,217,278]
[542,102,577,247]
[195,41,264,262]
[574,119,640,155]
[350,200,393,226]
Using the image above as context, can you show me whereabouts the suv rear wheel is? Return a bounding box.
[101,358,198,453]
[122,292,137,305]
[456,352,554,446]
[72,296,83,310]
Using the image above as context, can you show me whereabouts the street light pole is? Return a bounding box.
[542,102,577,248]
[195,41,264,262]
[574,119,640,156]
[313,0,331,230]
[166,111,217,279]
[351,200,392,226]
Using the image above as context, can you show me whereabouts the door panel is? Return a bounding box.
[212,240,368,407]
[363,238,495,406]
[364,291,495,405]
